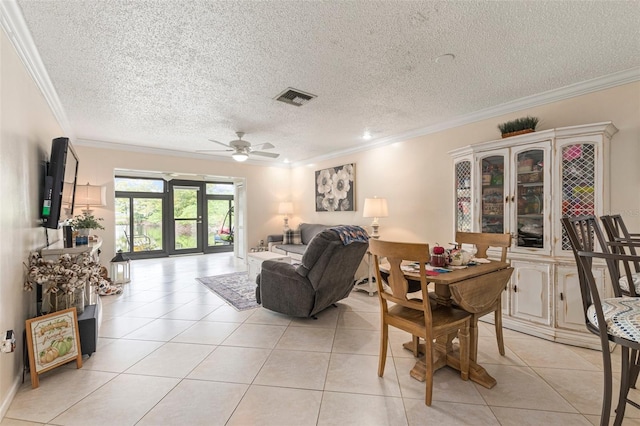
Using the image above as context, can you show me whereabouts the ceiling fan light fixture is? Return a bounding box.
[232,151,249,162]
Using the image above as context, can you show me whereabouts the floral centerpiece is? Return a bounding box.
[24,252,111,313]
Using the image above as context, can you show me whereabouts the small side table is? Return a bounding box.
[354,251,377,296]
[247,251,291,282]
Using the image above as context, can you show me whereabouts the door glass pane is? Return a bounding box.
[175,220,197,249]
[455,161,472,232]
[481,156,504,233]
[561,143,596,250]
[115,198,130,252]
[208,199,234,246]
[133,198,163,251]
[173,187,199,250]
[516,149,544,248]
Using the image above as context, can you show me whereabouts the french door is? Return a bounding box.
[116,177,236,257]
[169,181,204,254]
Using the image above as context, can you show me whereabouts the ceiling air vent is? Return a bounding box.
[274,88,316,107]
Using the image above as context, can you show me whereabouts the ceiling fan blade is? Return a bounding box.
[251,142,275,150]
[196,148,234,153]
[208,139,231,148]
[252,151,280,158]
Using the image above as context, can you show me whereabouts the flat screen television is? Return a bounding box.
[41,137,79,229]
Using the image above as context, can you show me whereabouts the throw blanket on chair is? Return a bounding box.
[330,225,370,245]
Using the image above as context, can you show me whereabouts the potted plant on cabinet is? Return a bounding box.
[497,116,539,138]
[69,212,104,245]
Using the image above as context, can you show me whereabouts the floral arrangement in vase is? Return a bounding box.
[24,252,111,313]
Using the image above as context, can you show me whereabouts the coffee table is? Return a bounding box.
[247,251,291,282]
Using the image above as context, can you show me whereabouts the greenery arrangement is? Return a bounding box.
[497,116,539,136]
[69,212,104,230]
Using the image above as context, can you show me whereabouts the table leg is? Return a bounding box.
[402,333,496,389]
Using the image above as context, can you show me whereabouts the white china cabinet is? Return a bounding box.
[450,122,617,349]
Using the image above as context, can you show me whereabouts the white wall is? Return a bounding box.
[291,83,640,247]
[0,29,64,417]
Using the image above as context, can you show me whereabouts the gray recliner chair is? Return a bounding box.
[256,227,369,318]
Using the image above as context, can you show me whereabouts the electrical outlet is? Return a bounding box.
[1,330,16,353]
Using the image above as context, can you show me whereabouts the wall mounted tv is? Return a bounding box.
[41,137,79,229]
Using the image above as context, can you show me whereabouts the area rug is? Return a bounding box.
[196,272,259,311]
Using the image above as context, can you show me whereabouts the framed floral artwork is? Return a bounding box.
[315,163,355,212]
[25,307,82,388]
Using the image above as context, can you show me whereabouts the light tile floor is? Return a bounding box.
[4,253,640,425]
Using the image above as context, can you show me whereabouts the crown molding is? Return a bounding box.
[0,0,74,138]
[291,67,640,167]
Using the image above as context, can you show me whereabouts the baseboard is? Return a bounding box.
[0,370,24,420]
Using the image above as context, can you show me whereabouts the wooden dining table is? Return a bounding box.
[383,260,513,389]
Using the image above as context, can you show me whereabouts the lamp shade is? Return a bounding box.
[75,183,106,210]
[278,202,294,215]
[363,197,388,218]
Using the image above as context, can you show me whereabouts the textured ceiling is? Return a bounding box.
[12,0,640,164]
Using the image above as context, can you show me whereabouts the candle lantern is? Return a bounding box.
[110,250,131,284]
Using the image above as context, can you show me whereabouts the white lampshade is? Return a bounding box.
[363,197,388,239]
[363,197,389,219]
[75,183,106,213]
[232,152,249,162]
[278,202,294,215]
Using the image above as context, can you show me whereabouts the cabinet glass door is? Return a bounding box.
[515,149,545,248]
[480,155,506,233]
[560,143,596,250]
[455,160,472,232]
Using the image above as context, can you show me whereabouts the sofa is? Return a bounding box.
[257,226,369,317]
[267,223,331,261]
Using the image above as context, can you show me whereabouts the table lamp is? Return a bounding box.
[278,202,294,230]
[75,182,106,214]
[363,197,388,239]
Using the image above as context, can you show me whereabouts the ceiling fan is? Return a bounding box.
[197,132,280,162]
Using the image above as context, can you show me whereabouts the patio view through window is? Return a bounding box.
[115,177,164,254]
[115,177,235,256]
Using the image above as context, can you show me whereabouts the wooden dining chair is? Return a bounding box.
[369,239,471,406]
[455,231,512,356]
[562,216,640,426]
[601,214,640,297]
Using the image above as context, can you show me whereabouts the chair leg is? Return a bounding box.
[378,323,388,377]
[494,301,505,356]
[424,339,433,406]
[599,338,613,426]
[631,349,640,389]
[459,322,470,381]
[615,346,632,426]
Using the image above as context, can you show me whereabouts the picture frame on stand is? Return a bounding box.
[25,307,82,388]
